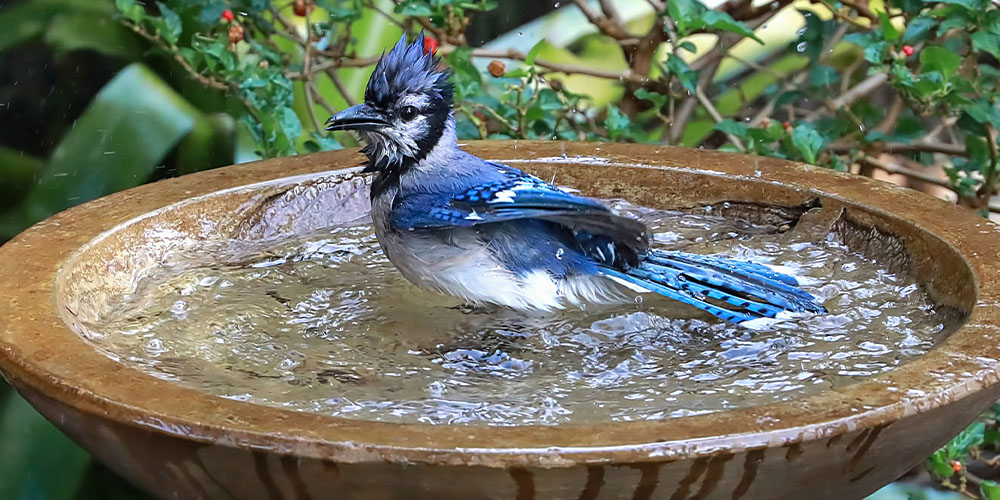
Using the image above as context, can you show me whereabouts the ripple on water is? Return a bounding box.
[82,202,951,425]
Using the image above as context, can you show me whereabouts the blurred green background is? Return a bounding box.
[2,0,1000,498]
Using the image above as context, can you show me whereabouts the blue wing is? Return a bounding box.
[392,167,646,242]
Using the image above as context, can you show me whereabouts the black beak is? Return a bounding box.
[325,104,390,131]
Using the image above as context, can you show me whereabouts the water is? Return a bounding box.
[81,202,949,426]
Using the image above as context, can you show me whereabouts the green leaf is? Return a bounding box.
[972,31,1000,59]
[845,31,886,63]
[982,480,1000,500]
[155,2,183,45]
[302,132,344,153]
[175,113,237,175]
[792,124,825,164]
[879,11,900,41]
[808,65,838,87]
[605,106,631,141]
[525,40,545,66]
[935,0,985,10]
[0,392,92,500]
[678,41,697,52]
[1,64,202,239]
[920,46,961,79]
[114,0,144,23]
[0,0,112,53]
[666,0,704,34]
[634,89,667,109]
[0,148,43,210]
[697,11,763,43]
[926,449,955,478]
[44,12,140,58]
[903,16,937,43]
[946,421,985,459]
[714,118,749,138]
[394,0,434,16]
[666,54,698,93]
[278,106,304,144]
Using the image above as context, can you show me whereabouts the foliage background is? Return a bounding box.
[1,0,1000,498]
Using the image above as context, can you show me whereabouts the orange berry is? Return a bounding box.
[488,60,506,78]
[228,24,244,45]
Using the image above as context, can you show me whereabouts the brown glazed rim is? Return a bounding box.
[1,141,999,468]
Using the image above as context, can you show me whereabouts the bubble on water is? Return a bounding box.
[83,202,948,426]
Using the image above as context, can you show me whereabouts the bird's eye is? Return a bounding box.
[400,106,419,121]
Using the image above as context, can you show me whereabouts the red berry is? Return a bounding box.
[293,0,307,16]
[782,121,793,130]
[221,9,234,22]
[902,45,914,57]
[423,36,438,55]
[951,461,963,473]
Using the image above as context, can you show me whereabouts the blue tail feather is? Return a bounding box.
[602,269,756,323]
[603,250,825,324]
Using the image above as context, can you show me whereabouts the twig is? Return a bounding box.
[828,141,967,156]
[126,23,229,91]
[979,125,1000,201]
[598,0,625,27]
[804,73,888,121]
[302,9,323,132]
[326,68,358,106]
[572,0,634,41]
[309,81,337,115]
[671,56,722,143]
[839,0,878,20]
[697,86,746,151]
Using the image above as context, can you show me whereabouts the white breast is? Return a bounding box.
[372,193,625,310]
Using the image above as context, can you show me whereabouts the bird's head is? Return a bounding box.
[326,33,454,174]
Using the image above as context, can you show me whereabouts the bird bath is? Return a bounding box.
[1,141,998,499]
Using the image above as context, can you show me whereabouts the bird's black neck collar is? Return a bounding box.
[365,112,453,199]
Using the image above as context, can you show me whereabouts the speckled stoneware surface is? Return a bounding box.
[1,142,999,500]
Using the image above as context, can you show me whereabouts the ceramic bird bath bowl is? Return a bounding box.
[2,141,999,500]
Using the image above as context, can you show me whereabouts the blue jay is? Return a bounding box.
[326,34,826,324]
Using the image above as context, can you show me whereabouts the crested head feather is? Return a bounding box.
[365,32,453,109]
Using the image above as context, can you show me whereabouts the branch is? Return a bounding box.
[672,54,723,143]
[302,9,323,132]
[697,86,746,151]
[979,125,1000,201]
[828,141,967,156]
[572,0,634,41]
[804,73,888,121]
[839,0,878,21]
[326,68,358,106]
[126,23,229,91]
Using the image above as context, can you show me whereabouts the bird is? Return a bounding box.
[325,33,826,324]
